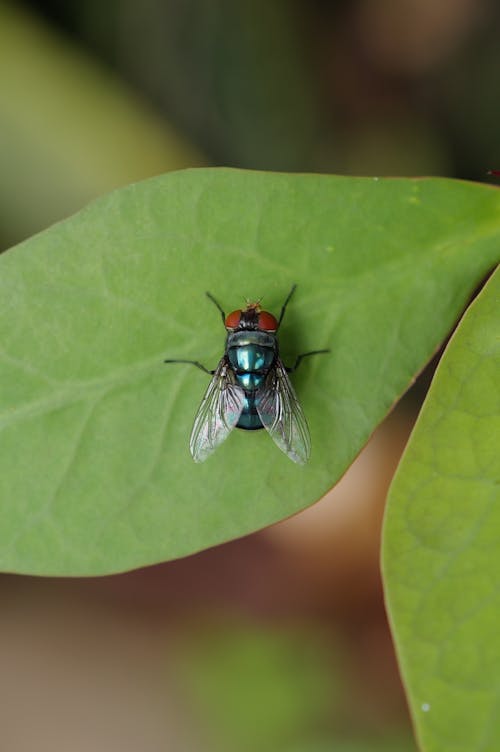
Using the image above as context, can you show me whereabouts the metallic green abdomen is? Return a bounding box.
[227,341,275,430]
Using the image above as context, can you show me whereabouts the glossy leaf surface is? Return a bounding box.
[383,267,500,752]
[0,168,498,574]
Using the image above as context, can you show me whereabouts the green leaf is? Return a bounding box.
[0,168,498,575]
[382,267,500,751]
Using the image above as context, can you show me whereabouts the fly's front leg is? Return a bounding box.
[205,292,226,326]
[285,349,330,373]
[277,284,297,329]
[165,290,224,374]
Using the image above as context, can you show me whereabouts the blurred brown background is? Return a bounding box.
[1,1,498,749]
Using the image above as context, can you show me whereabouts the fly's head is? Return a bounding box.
[224,300,279,333]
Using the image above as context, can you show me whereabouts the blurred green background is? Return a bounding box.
[1,1,498,749]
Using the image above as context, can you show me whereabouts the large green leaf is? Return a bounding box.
[0,168,498,575]
[383,267,500,751]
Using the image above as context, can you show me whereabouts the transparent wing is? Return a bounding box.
[256,358,311,464]
[189,357,245,463]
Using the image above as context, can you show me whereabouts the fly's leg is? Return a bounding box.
[277,283,297,329]
[286,349,330,373]
[206,292,226,325]
[164,359,215,375]
[165,291,223,372]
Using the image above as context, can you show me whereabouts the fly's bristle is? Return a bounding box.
[244,297,262,312]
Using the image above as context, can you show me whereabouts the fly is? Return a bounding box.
[164,284,329,464]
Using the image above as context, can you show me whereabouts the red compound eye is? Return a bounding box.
[225,309,242,329]
[258,311,278,331]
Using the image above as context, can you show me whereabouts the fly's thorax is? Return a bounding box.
[226,330,277,392]
[226,330,277,350]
